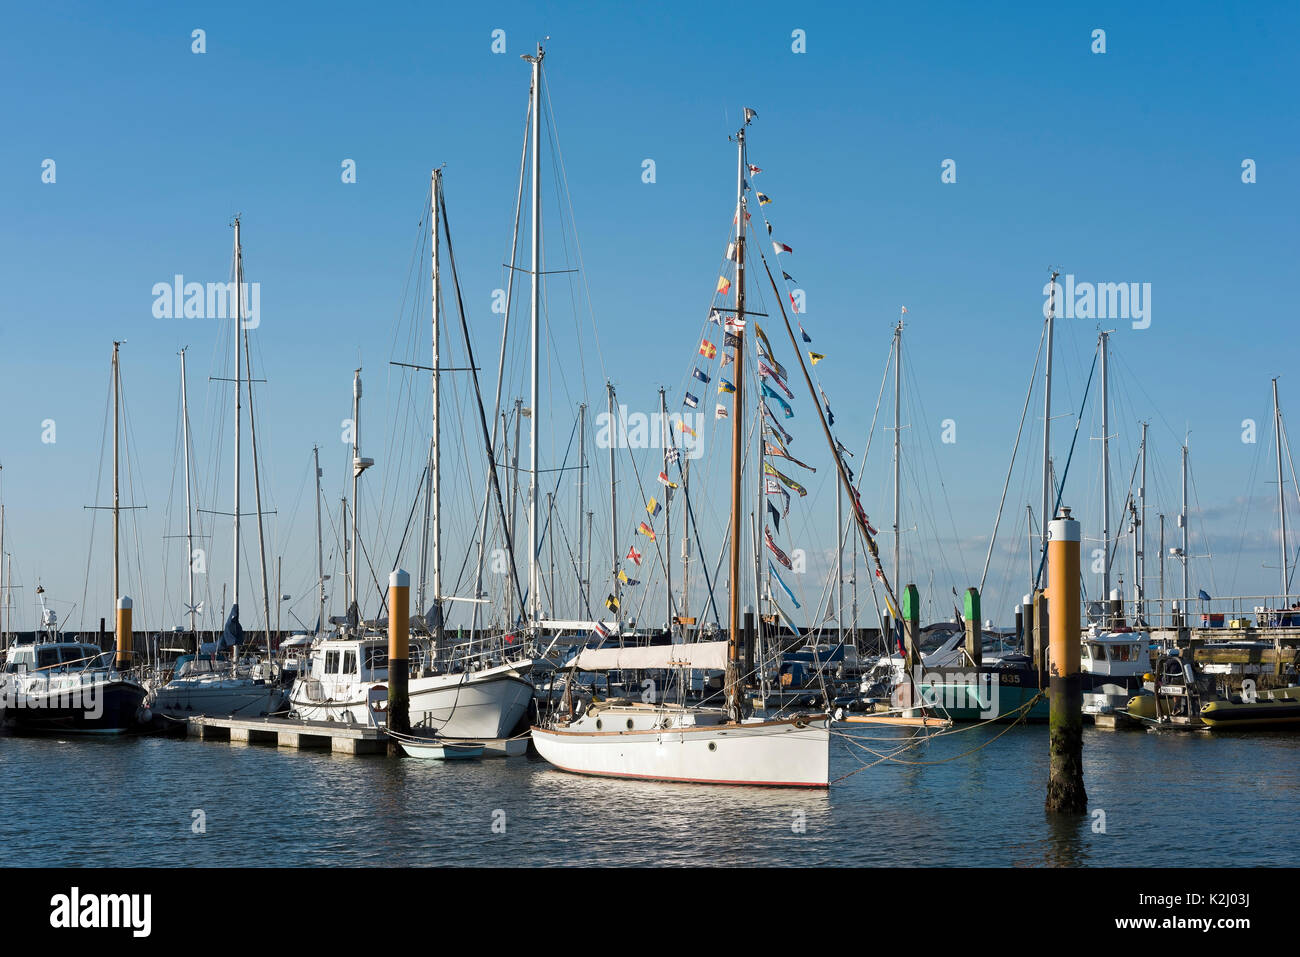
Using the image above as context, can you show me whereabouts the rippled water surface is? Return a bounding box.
[2,724,1295,866]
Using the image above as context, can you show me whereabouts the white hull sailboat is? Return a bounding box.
[526,73,831,788]
[154,224,286,719]
[532,704,829,787]
[152,655,287,720]
[531,643,830,787]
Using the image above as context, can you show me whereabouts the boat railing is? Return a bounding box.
[1128,594,1300,630]
[441,634,527,671]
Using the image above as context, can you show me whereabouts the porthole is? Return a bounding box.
[595,718,603,730]
[627,718,635,730]
[708,741,717,751]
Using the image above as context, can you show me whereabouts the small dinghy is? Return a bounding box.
[388,729,484,760]
[1200,686,1300,730]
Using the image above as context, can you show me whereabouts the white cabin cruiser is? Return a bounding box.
[288,631,534,738]
[2,603,149,734]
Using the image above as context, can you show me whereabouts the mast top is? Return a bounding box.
[521,39,547,63]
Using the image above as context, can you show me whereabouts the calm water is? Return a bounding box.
[2,724,1295,866]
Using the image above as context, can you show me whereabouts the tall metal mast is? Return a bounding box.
[428,168,443,647]
[547,491,555,615]
[112,341,121,605]
[607,382,620,629]
[313,445,325,634]
[1100,330,1111,622]
[350,369,362,613]
[1274,378,1288,604]
[577,402,587,617]
[524,42,544,630]
[471,87,531,640]
[1042,271,1059,564]
[660,387,672,635]
[836,480,845,646]
[892,315,903,588]
[681,459,690,628]
[725,116,749,723]
[232,221,243,620]
[1137,421,1147,623]
[340,496,349,616]
[180,348,196,640]
[243,273,274,652]
[1180,442,1189,611]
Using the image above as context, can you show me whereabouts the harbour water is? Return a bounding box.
[5,725,1295,867]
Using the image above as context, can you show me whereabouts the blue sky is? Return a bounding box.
[2,1,1298,635]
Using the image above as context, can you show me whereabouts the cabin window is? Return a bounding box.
[37,648,60,669]
[1086,643,1106,661]
[1113,644,1135,663]
[364,648,388,672]
[342,651,357,676]
[325,651,340,675]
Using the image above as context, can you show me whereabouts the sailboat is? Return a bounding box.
[2,344,149,734]
[530,97,831,788]
[152,221,287,720]
[288,168,534,738]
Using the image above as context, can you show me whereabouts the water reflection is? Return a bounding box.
[1,722,1295,866]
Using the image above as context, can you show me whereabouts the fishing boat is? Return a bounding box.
[1080,624,1151,718]
[531,86,830,787]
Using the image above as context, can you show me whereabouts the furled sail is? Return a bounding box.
[216,603,244,651]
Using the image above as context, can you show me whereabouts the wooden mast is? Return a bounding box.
[726,114,750,723]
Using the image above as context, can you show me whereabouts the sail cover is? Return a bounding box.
[216,603,244,651]
[572,640,728,672]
